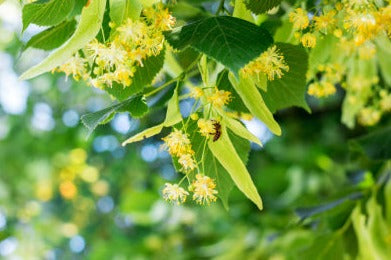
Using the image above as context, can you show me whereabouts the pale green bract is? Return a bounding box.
[109,0,142,25]
[217,109,263,147]
[208,124,263,210]
[228,72,282,136]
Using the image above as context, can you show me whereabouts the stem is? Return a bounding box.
[200,137,208,174]
[144,75,182,97]
[144,54,201,98]
[216,0,225,15]
[178,175,187,185]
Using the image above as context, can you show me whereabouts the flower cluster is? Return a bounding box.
[163,174,218,205]
[207,87,232,108]
[241,45,289,80]
[291,0,391,127]
[159,80,231,205]
[289,1,391,49]
[162,129,196,172]
[162,183,189,205]
[197,118,215,137]
[55,4,175,89]
[189,174,218,205]
[307,63,345,98]
[344,76,391,126]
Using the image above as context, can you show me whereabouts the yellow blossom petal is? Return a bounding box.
[189,174,218,205]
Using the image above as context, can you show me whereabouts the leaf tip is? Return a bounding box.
[19,72,31,81]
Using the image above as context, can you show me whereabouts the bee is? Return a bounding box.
[212,121,222,142]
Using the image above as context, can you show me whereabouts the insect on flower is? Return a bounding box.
[212,121,222,142]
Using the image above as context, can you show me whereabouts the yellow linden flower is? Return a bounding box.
[190,113,199,120]
[86,39,106,60]
[197,118,215,137]
[336,2,343,11]
[333,29,343,38]
[162,129,194,157]
[308,81,336,98]
[90,73,117,89]
[178,154,197,172]
[190,87,204,99]
[241,45,289,80]
[289,8,310,30]
[113,65,135,86]
[56,54,87,81]
[344,11,379,43]
[377,5,391,36]
[94,41,128,71]
[162,183,189,205]
[208,88,232,108]
[144,4,176,31]
[143,35,164,56]
[358,107,381,126]
[301,33,317,48]
[314,10,337,33]
[128,48,148,67]
[116,19,148,46]
[189,174,218,205]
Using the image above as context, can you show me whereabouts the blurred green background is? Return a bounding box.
[1,1,391,259]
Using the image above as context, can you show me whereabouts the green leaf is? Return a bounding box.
[164,16,273,75]
[67,0,89,18]
[118,95,148,118]
[25,20,77,51]
[109,0,142,25]
[375,34,391,86]
[228,72,281,136]
[138,0,160,7]
[22,0,75,30]
[262,43,310,112]
[295,192,362,220]
[20,0,107,81]
[81,95,147,135]
[349,127,391,160]
[208,123,263,210]
[245,0,282,14]
[122,85,182,145]
[104,49,165,101]
[352,197,391,260]
[233,0,253,22]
